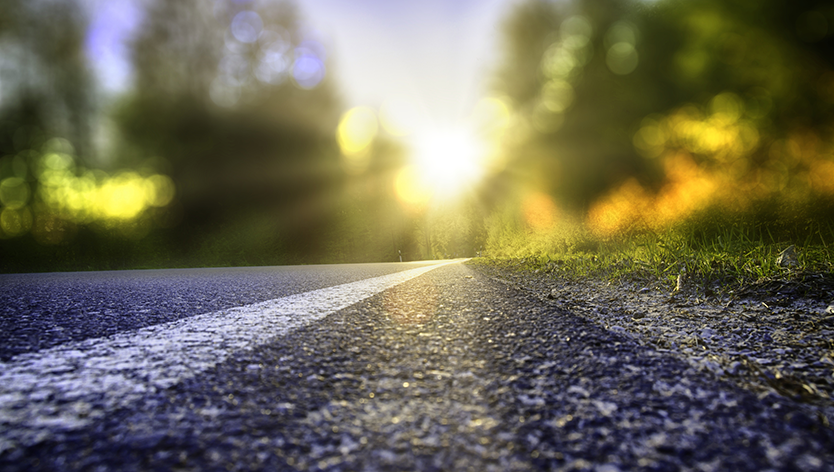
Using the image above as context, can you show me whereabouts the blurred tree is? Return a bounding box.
[426,200,484,259]
[115,0,343,259]
[320,135,425,263]
[489,0,649,211]
[490,0,834,216]
[0,0,94,160]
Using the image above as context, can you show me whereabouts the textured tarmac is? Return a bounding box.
[2,262,832,470]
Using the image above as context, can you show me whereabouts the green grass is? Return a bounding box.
[477,213,834,296]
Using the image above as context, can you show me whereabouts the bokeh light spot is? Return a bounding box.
[218,54,249,86]
[99,172,148,220]
[710,92,743,123]
[532,103,564,133]
[298,39,327,61]
[147,175,176,207]
[523,192,558,232]
[231,11,263,43]
[210,78,241,107]
[0,207,32,238]
[605,21,639,49]
[0,177,30,209]
[633,118,667,158]
[292,53,325,89]
[607,42,639,75]
[43,152,74,171]
[394,166,433,208]
[255,57,287,85]
[20,147,177,237]
[541,80,574,113]
[587,178,651,237]
[0,154,29,179]
[337,107,378,156]
[542,45,577,79]
[561,16,593,49]
[255,35,290,85]
[598,86,834,238]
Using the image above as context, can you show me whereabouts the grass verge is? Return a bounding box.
[474,216,834,300]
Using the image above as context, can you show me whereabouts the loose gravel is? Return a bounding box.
[2,262,833,470]
[474,260,834,423]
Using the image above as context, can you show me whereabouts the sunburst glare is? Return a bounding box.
[411,125,485,200]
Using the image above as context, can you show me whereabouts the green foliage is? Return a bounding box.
[111,0,347,263]
[423,199,486,259]
[480,0,834,292]
[1,0,382,271]
[6,0,834,272]
[490,0,834,211]
[0,0,95,160]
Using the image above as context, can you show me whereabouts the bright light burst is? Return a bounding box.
[337,96,509,208]
[391,124,487,209]
[411,125,485,199]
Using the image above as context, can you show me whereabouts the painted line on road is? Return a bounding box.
[0,259,464,449]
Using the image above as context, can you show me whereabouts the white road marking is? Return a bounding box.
[0,260,463,449]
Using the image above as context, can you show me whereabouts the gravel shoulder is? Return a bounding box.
[471,259,834,432]
[3,261,834,471]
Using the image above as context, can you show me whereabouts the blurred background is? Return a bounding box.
[0,0,832,272]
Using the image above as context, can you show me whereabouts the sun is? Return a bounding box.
[411,126,485,199]
[379,95,509,207]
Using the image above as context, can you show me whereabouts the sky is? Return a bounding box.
[84,0,516,126]
[85,0,144,94]
[298,0,513,124]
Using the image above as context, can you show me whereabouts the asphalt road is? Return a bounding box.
[0,261,443,362]
[1,260,832,471]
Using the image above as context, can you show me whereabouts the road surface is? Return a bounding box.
[1,260,832,471]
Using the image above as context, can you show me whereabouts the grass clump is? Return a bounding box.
[479,205,834,298]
